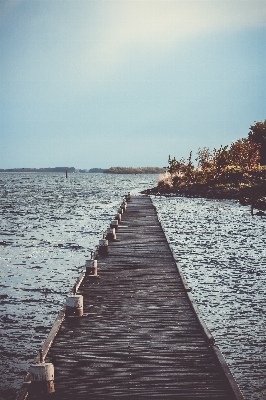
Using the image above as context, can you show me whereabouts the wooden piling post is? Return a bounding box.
[105,227,116,241]
[29,361,55,397]
[65,295,83,317]
[85,259,98,276]
[98,238,108,255]
[110,219,119,230]
[121,202,126,212]
[115,212,122,222]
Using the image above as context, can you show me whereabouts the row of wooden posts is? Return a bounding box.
[27,192,131,398]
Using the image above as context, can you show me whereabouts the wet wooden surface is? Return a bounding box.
[47,195,243,399]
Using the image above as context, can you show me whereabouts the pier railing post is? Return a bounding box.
[110,219,119,230]
[98,238,108,255]
[115,212,122,222]
[85,259,98,276]
[29,361,55,397]
[65,294,83,317]
[121,201,127,212]
[106,228,116,241]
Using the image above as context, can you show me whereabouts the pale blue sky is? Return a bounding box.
[1,0,266,169]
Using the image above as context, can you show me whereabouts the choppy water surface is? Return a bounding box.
[0,173,265,400]
[152,196,266,400]
[0,173,157,400]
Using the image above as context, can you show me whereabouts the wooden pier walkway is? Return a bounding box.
[18,195,244,400]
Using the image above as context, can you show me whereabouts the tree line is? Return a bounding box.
[166,120,266,186]
[105,167,165,174]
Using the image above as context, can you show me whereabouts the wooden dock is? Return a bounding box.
[17,195,244,400]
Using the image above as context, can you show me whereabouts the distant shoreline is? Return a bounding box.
[0,166,165,174]
[0,167,76,173]
[104,167,165,174]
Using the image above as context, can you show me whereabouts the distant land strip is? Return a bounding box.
[0,167,165,174]
[104,166,165,174]
[0,167,76,173]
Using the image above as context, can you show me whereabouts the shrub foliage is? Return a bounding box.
[165,136,261,188]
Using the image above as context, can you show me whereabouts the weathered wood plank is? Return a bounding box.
[16,195,244,400]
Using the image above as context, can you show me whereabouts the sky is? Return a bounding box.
[1,0,266,169]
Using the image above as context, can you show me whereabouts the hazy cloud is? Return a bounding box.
[75,1,266,82]
[4,0,266,91]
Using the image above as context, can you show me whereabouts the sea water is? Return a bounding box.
[0,173,265,400]
[152,196,266,400]
[0,173,157,399]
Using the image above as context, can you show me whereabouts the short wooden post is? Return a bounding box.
[115,212,122,222]
[98,238,108,255]
[65,294,83,317]
[118,207,123,215]
[106,227,116,241]
[126,192,131,201]
[29,361,55,397]
[121,202,127,212]
[110,219,119,230]
[85,259,98,276]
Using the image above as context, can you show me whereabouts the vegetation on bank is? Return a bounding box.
[147,120,266,212]
[104,167,165,174]
[88,168,107,173]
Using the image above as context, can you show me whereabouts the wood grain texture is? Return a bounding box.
[24,196,245,399]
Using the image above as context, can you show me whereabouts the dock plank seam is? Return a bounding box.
[16,195,245,400]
